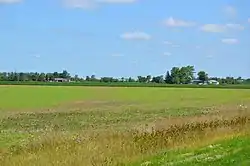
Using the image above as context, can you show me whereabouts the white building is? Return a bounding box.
[53,78,70,82]
[208,80,219,85]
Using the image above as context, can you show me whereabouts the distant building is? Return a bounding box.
[53,78,70,82]
[208,80,219,85]
[236,79,244,83]
[190,79,219,85]
[190,79,203,85]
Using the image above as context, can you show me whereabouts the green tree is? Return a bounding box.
[197,71,208,83]
[100,77,113,82]
[73,75,79,82]
[171,67,181,84]
[128,77,135,82]
[179,66,195,84]
[0,72,7,81]
[121,77,125,82]
[46,73,53,81]
[53,72,59,79]
[86,76,90,81]
[137,76,147,83]
[90,75,98,81]
[38,73,46,82]
[146,75,151,83]
[60,70,70,79]
[165,71,172,84]
[152,75,164,83]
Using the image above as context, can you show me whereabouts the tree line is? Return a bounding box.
[0,65,249,85]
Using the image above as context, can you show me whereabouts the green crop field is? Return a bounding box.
[1,85,250,166]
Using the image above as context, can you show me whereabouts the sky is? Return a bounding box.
[0,0,250,78]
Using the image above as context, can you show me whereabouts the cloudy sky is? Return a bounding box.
[0,0,249,78]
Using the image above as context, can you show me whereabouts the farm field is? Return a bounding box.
[1,85,250,165]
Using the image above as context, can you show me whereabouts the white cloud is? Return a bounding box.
[163,41,180,48]
[221,38,239,44]
[224,6,237,17]
[120,31,151,40]
[163,52,171,56]
[0,0,21,4]
[63,0,137,9]
[164,17,196,27]
[225,23,244,30]
[201,23,244,33]
[201,24,226,33]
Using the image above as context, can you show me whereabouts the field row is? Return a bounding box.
[0,81,250,89]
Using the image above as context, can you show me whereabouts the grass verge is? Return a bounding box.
[134,135,250,166]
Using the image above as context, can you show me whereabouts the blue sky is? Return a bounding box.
[0,0,249,78]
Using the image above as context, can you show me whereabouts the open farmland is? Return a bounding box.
[1,85,250,166]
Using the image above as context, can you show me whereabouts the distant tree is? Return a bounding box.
[146,75,151,83]
[19,73,27,81]
[152,75,164,83]
[112,78,119,82]
[197,71,208,82]
[53,72,59,78]
[171,67,181,84]
[0,72,7,81]
[45,73,53,81]
[225,77,235,84]
[128,77,135,82]
[60,70,70,79]
[90,75,97,81]
[73,75,79,82]
[164,71,172,84]
[100,77,113,83]
[0,65,247,85]
[38,73,46,82]
[86,76,90,81]
[244,79,250,84]
[137,76,147,83]
[179,65,195,84]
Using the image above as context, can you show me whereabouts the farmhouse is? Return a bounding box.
[190,79,203,85]
[190,79,220,85]
[208,80,219,85]
[53,78,70,82]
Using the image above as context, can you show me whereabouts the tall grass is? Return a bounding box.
[1,112,250,166]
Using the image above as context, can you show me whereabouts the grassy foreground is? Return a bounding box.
[0,85,250,165]
[133,135,250,166]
